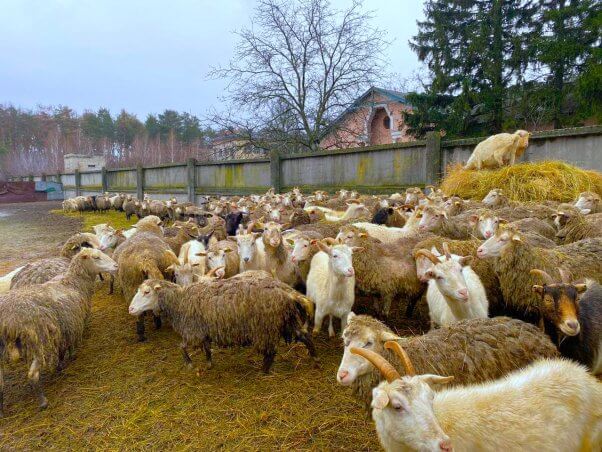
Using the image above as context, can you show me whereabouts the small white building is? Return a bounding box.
[64,154,106,172]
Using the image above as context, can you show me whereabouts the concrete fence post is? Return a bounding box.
[424,131,443,186]
[28,174,34,182]
[101,167,108,193]
[270,149,281,193]
[136,165,144,200]
[74,169,81,196]
[41,173,47,182]
[187,158,196,203]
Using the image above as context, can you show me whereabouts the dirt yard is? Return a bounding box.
[0,203,428,450]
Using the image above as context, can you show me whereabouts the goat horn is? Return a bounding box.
[414,249,440,265]
[558,267,571,284]
[205,266,223,277]
[385,341,416,376]
[350,347,400,383]
[246,222,255,234]
[442,242,452,260]
[530,269,555,285]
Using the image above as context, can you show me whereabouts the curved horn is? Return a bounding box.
[530,269,555,285]
[385,341,416,376]
[350,347,400,383]
[414,249,441,265]
[205,266,223,278]
[246,222,255,234]
[442,242,452,260]
[558,267,571,284]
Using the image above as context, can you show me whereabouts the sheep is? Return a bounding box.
[531,268,602,375]
[115,230,180,341]
[336,313,559,412]
[260,222,298,286]
[371,207,407,228]
[0,249,118,415]
[164,220,200,255]
[109,193,126,211]
[362,347,601,452]
[336,225,430,317]
[352,209,422,244]
[476,224,602,320]
[575,191,601,214]
[417,244,488,328]
[197,240,240,279]
[404,187,424,206]
[464,129,530,170]
[0,266,24,294]
[128,271,317,373]
[306,241,358,337]
[482,188,511,208]
[123,196,139,220]
[287,232,324,283]
[555,209,602,243]
[9,233,101,290]
[94,195,111,212]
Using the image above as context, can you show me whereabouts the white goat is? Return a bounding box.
[416,245,488,328]
[306,241,359,337]
[354,343,602,452]
[232,225,266,272]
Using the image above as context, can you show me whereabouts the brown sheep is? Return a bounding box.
[164,220,200,255]
[477,224,602,321]
[555,211,602,244]
[128,271,317,373]
[336,225,431,317]
[116,232,180,341]
[0,249,118,415]
[337,313,558,412]
[10,233,101,290]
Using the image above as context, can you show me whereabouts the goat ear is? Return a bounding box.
[153,284,162,291]
[468,214,479,226]
[316,241,331,255]
[371,388,390,410]
[223,248,233,253]
[425,269,436,280]
[458,256,472,266]
[532,285,544,295]
[574,284,587,294]
[359,233,368,238]
[380,331,401,342]
[351,246,364,253]
[286,238,295,246]
[419,375,454,389]
[511,234,522,242]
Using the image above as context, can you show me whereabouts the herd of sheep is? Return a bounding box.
[1,184,601,451]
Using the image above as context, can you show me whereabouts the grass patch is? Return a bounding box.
[52,209,137,232]
[440,160,602,202]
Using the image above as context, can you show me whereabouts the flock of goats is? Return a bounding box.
[1,184,601,451]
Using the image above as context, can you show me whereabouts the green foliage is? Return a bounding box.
[406,0,601,136]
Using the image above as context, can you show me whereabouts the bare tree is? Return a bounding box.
[210,0,388,152]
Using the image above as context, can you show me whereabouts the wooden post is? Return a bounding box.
[424,131,442,186]
[136,165,144,200]
[101,167,108,193]
[74,169,81,196]
[270,149,281,194]
[187,158,196,203]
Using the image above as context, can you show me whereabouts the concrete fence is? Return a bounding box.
[8,125,601,202]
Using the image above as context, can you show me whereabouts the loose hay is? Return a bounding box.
[440,161,602,203]
[0,209,429,449]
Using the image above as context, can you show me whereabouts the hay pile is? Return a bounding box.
[440,161,602,202]
[0,210,429,449]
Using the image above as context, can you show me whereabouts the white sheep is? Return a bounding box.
[355,343,602,452]
[464,130,530,170]
[306,241,359,337]
[416,244,488,328]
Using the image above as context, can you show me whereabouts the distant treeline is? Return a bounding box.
[0,105,216,175]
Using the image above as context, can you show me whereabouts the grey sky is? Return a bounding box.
[0,0,425,119]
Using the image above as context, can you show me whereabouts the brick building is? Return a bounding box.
[320,87,413,149]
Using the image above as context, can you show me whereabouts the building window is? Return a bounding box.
[88,164,96,168]
[383,116,391,129]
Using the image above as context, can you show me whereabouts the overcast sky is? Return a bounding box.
[0,0,425,119]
